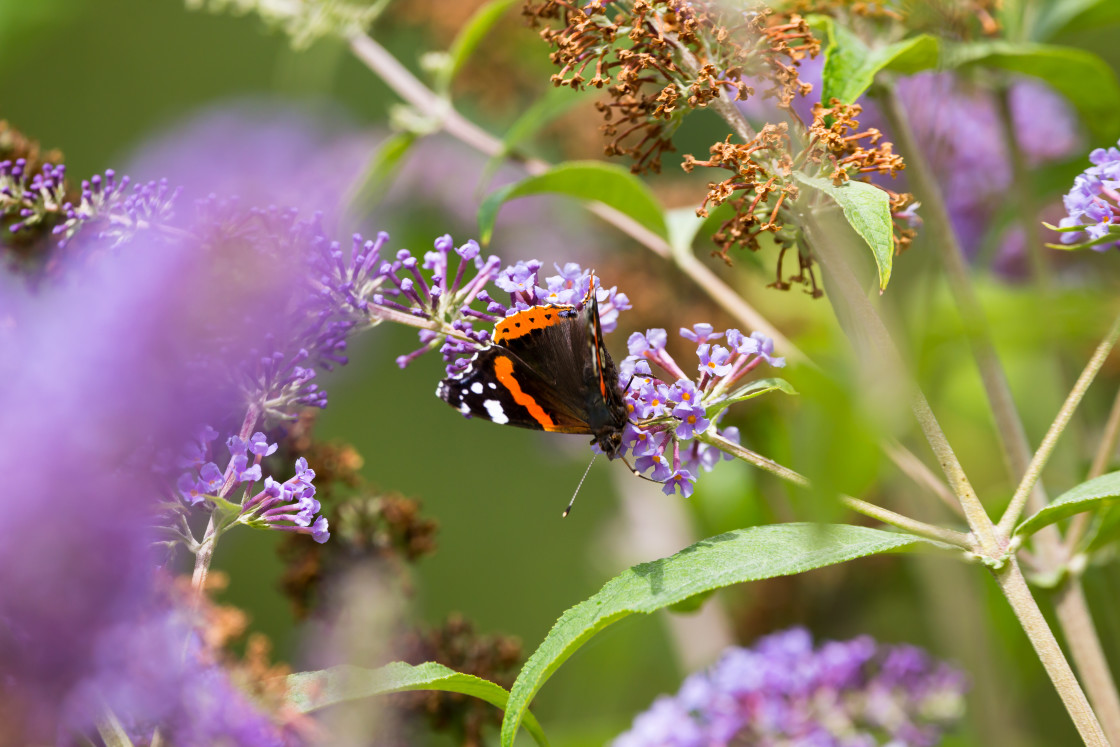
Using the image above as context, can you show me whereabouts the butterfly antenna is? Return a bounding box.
[621,456,663,484]
[564,453,598,517]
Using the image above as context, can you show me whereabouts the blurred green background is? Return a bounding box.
[5,1,1120,744]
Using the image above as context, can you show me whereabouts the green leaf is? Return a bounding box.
[477,161,668,245]
[707,377,797,418]
[288,661,549,747]
[794,175,894,291]
[815,16,939,104]
[1041,220,1087,233]
[1015,471,1120,538]
[1085,502,1120,553]
[346,131,416,217]
[665,201,737,259]
[1033,0,1120,41]
[437,0,520,93]
[499,524,937,746]
[943,41,1120,141]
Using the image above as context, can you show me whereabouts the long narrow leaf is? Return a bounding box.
[499,524,941,745]
[287,661,549,746]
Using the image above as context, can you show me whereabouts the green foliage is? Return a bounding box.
[1033,0,1120,41]
[814,16,939,104]
[943,41,1120,141]
[793,175,894,291]
[347,131,416,217]
[499,524,939,745]
[706,377,797,418]
[481,85,599,187]
[477,161,668,245]
[437,0,520,94]
[1015,471,1120,539]
[287,661,550,746]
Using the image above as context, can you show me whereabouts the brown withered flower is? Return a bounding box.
[526,1,770,173]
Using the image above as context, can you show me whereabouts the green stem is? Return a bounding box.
[1054,578,1120,746]
[878,85,1041,507]
[801,210,1002,555]
[997,311,1120,536]
[801,207,1109,742]
[700,431,973,549]
[995,86,1049,287]
[1068,385,1120,550]
[994,559,1110,747]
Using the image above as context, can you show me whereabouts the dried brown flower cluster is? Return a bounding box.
[683,124,798,261]
[807,99,904,185]
[682,98,912,293]
[278,490,439,617]
[525,1,818,173]
[395,615,522,747]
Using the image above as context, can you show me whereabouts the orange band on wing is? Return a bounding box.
[494,355,556,429]
[494,305,573,343]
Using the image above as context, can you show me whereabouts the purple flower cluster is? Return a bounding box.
[0,195,305,740]
[617,324,785,497]
[1055,140,1120,251]
[382,247,631,376]
[0,159,179,249]
[615,627,967,747]
[177,428,329,543]
[65,606,292,746]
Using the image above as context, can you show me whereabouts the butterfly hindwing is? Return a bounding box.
[436,345,592,433]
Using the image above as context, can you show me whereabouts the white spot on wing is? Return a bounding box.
[482,399,508,424]
[488,382,497,389]
[471,382,484,394]
[459,402,471,415]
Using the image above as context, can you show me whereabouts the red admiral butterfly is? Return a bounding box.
[436,281,629,460]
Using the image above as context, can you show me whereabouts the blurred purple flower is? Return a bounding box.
[1055,140,1120,250]
[614,627,967,747]
[0,209,302,739]
[64,606,291,746]
[126,100,375,217]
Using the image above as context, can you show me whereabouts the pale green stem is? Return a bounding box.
[994,559,1110,747]
[1057,381,1120,746]
[1067,385,1120,550]
[879,81,1117,746]
[878,85,1042,509]
[997,311,1120,536]
[883,440,965,518]
[995,86,1049,286]
[802,208,1109,741]
[190,405,260,596]
[1055,578,1120,746]
[700,431,973,549]
[801,211,1002,555]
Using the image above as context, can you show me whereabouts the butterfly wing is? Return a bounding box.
[436,344,593,433]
